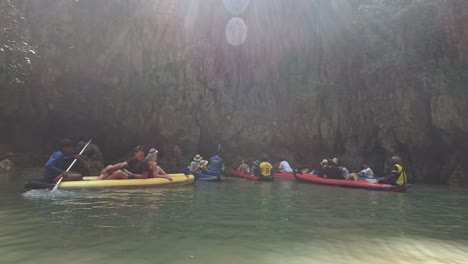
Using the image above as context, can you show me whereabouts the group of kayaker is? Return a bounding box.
[301,156,407,186]
[42,139,407,187]
[43,140,172,183]
[186,153,224,176]
[234,157,293,179]
[231,155,407,186]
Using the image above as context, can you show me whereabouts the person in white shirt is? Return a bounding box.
[346,162,374,181]
[357,162,374,178]
[278,159,293,174]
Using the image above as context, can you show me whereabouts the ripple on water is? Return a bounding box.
[1,172,468,263]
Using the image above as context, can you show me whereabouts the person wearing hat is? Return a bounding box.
[332,157,349,178]
[147,148,173,181]
[43,139,83,183]
[313,159,328,176]
[193,160,209,174]
[315,159,342,179]
[97,146,149,180]
[237,160,250,174]
[189,154,203,173]
[323,159,343,179]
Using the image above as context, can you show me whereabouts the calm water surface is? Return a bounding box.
[1,169,468,264]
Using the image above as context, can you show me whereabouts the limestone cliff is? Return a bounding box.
[1,0,468,184]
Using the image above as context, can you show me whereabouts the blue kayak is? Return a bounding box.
[358,176,382,181]
[195,173,223,182]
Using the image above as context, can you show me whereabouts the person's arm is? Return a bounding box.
[45,154,65,175]
[390,165,399,178]
[379,166,398,183]
[357,169,365,176]
[278,162,284,170]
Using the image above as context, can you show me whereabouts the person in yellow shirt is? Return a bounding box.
[258,158,273,181]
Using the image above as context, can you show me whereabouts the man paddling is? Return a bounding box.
[44,139,83,183]
[97,146,149,180]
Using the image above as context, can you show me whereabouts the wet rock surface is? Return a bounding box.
[1,0,468,184]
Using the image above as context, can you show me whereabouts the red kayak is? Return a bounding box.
[273,172,294,179]
[228,168,274,181]
[228,168,260,181]
[295,173,409,192]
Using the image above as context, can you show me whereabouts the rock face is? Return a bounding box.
[1,0,468,184]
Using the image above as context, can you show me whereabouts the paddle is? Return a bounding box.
[52,140,92,191]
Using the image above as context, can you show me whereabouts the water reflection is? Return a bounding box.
[1,170,468,263]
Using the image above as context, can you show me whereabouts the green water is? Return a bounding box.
[1,169,468,264]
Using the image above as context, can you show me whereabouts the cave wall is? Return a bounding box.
[1,0,468,184]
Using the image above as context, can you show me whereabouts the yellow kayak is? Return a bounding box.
[25,174,195,189]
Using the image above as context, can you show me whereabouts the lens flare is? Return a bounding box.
[225,17,248,46]
[223,0,250,15]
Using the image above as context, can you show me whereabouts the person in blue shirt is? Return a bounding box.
[207,153,224,175]
[43,139,82,183]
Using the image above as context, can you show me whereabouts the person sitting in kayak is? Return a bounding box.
[193,160,209,174]
[379,156,407,186]
[278,158,293,174]
[346,161,374,181]
[207,153,224,175]
[250,160,260,175]
[146,148,172,181]
[188,154,203,173]
[97,146,149,180]
[259,158,273,179]
[323,159,344,179]
[314,159,328,176]
[43,139,83,183]
[357,162,374,178]
[237,160,250,174]
[332,158,349,178]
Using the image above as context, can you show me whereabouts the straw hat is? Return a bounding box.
[193,154,203,162]
[332,158,339,165]
[198,160,208,167]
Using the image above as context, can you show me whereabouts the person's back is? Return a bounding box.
[44,150,69,182]
[189,161,199,172]
[250,160,260,176]
[325,166,343,179]
[259,161,273,177]
[279,160,293,173]
[360,167,374,178]
[339,166,350,177]
[237,160,250,174]
[208,155,223,175]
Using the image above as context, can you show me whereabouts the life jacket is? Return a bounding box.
[394,164,407,186]
[259,162,272,177]
[208,155,223,175]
